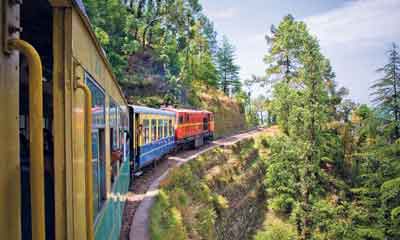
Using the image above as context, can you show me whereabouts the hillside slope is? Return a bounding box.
[149,130,276,240]
[197,87,247,138]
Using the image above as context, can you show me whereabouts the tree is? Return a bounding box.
[265,16,336,240]
[84,0,222,105]
[83,0,139,80]
[216,36,241,95]
[370,43,400,140]
[264,15,307,134]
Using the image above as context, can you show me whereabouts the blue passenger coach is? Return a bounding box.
[129,105,176,171]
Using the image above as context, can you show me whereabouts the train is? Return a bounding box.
[0,1,214,240]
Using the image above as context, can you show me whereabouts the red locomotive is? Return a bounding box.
[163,108,214,148]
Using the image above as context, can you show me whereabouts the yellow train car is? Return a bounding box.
[0,0,130,239]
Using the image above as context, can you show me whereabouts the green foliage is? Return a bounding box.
[83,0,234,106]
[260,16,400,240]
[370,43,400,140]
[254,221,296,240]
[269,194,296,215]
[216,36,241,95]
[150,190,188,240]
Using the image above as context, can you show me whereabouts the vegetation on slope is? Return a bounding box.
[150,132,274,240]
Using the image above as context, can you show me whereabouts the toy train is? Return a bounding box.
[0,1,214,240]
[129,105,215,171]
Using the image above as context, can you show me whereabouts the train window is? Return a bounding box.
[186,114,189,122]
[143,119,150,144]
[169,119,173,136]
[110,100,118,150]
[158,120,163,139]
[151,119,157,142]
[85,74,106,219]
[164,120,168,137]
[118,107,124,153]
[86,76,105,127]
[179,116,183,124]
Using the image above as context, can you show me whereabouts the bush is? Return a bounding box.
[260,138,270,148]
[150,191,188,240]
[270,195,295,215]
[253,221,296,240]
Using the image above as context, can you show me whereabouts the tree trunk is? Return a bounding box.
[393,65,399,140]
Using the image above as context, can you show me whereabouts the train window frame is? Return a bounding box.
[109,99,118,151]
[85,73,107,219]
[85,73,106,128]
[158,119,163,140]
[164,119,168,137]
[169,119,173,136]
[143,119,150,144]
[151,119,157,142]
[179,115,183,124]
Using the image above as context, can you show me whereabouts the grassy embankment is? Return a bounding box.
[149,131,274,240]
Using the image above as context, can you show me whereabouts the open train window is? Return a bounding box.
[109,100,118,151]
[164,120,168,137]
[158,120,163,139]
[179,116,183,124]
[151,119,157,142]
[169,119,173,136]
[143,120,150,144]
[186,114,190,122]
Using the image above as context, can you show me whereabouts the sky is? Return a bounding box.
[201,0,400,104]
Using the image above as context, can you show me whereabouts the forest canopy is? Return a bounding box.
[82,0,242,106]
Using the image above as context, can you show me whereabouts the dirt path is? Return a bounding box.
[120,128,266,240]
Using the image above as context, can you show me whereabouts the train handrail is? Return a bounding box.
[8,39,46,240]
[76,81,94,240]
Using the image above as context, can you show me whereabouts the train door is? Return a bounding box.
[203,115,209,131]
[20,1,55,240]
[134,113,141,171]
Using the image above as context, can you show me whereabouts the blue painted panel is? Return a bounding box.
[136,137,176,169]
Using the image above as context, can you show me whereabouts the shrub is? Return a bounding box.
[150,191,187,240]
[253,221,296,240]
[270,195,295,215]
[260,137,270,148]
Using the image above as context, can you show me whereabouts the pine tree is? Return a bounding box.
[216,36,241,95]
[371,43,400,140]
[264,15,306,134]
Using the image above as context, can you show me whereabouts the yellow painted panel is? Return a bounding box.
[72,65,88,240]
[137,114,176,146]
[70,10,125,106]
[52,8,67,240]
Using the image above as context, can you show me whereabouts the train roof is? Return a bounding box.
[74,0,88,16]
[162,107,213,114]
[129,105,176,117]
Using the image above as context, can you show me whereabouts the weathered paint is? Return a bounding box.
[0,1,21,239]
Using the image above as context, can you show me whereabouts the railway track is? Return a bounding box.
[120,128,266,240]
